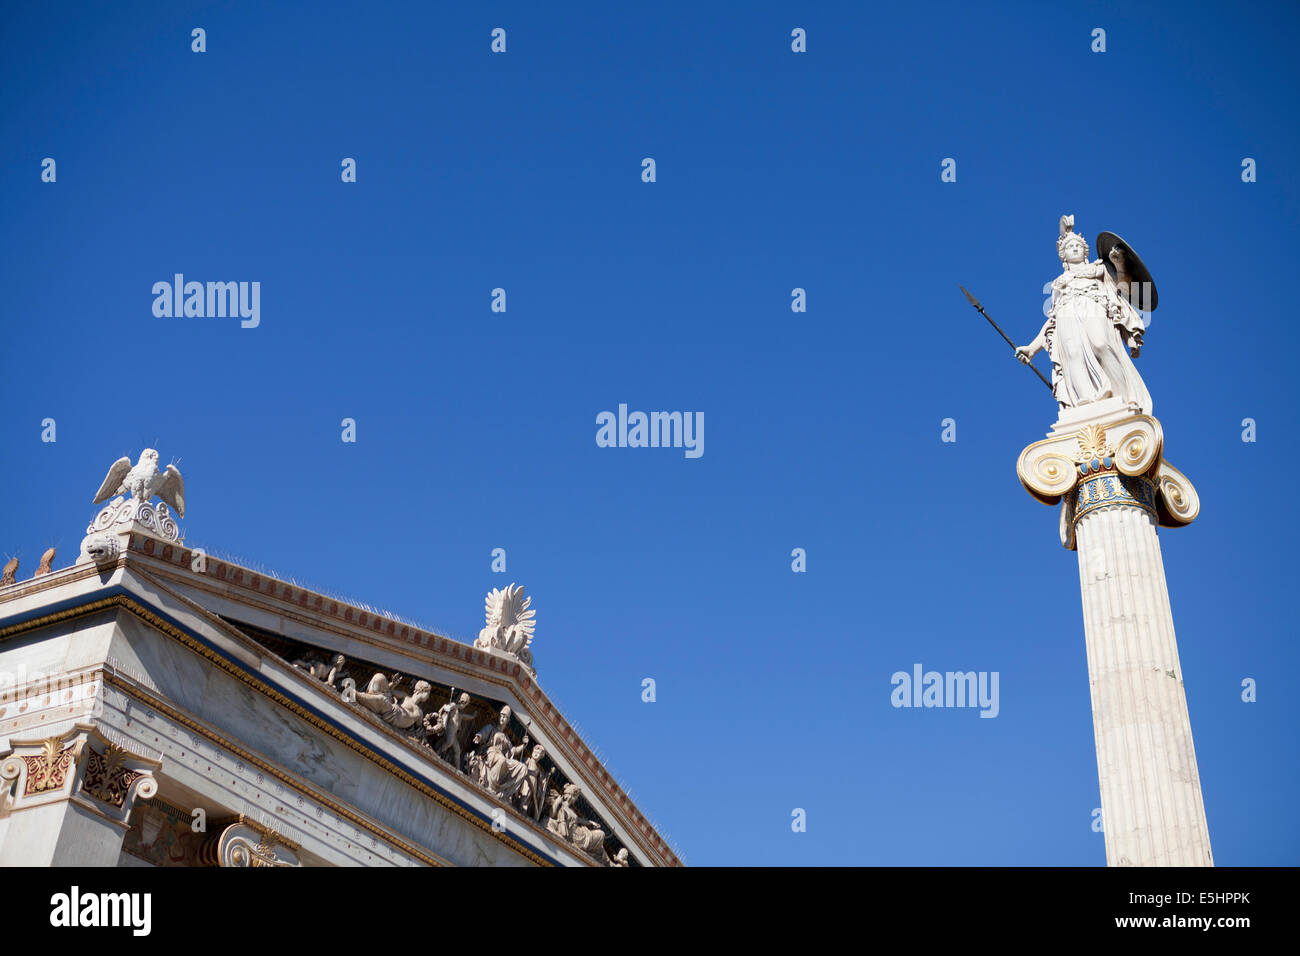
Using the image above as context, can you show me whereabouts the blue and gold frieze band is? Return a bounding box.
[1074,471,1158,524]
[1018,415,1199,545]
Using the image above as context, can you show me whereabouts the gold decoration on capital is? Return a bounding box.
[22,737,76,795]
[1076,425,1114,463]
[82,742,143,808]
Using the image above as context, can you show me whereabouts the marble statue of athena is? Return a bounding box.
[1016,215,1153,414]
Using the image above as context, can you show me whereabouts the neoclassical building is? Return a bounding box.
[0,451,679,867]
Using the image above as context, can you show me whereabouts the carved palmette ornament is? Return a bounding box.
[13,738,78,795]
[81,743,156,809]
[475,583,536,672]
[1075,425,1114,463]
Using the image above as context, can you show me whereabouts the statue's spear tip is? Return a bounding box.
[959,285,981,310]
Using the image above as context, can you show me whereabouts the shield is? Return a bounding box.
[1095,231,1158,312]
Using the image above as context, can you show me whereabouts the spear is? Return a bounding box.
[959,286,1053,392]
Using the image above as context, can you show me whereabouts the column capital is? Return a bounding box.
[1,723,160,827]
[198,815,301,867]
[1016,412,1199,549]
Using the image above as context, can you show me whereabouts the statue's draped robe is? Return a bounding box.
[546,798,605,854]
[1046,262,1152,414]
[484,731,530,798]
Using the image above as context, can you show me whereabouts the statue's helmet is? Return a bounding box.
[1057,217,1090,261]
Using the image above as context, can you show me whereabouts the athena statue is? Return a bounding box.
[1016,216,1153,414]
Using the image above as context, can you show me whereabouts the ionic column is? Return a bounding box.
[1018,411,1211,867]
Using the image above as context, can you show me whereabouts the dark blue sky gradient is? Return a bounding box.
[2,0,1297,864]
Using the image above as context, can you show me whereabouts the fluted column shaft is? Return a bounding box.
[1074,486,1212,867]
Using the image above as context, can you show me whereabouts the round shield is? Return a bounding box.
[1095,231,1158,311]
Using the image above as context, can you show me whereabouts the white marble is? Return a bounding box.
[3,548,659,866]
[106,613,548,866]
[1017,216,1153,415]
[1075,504,1213,866]
[475,583,536,673]
[1019,402,1212,867]
[93,449,185,518]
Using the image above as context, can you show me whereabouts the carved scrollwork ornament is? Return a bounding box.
[1017,441,1080,503]
[84,496,182,545]
[200,819,301,867]
[1019,414,1196,529]
[1155,461,1200,525]
[1108,417,1163,477]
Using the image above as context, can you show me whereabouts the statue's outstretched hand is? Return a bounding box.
[1015,345,1036,364]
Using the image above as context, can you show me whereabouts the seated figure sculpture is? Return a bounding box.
[544,783,607,858]
[471,706,531,800]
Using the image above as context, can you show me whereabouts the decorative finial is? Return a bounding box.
[80,449,186,559]
[2,556,17,584]
[34,548,56,576]
[475,583,536,673]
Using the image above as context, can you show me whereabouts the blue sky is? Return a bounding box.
[2,0,1297,865]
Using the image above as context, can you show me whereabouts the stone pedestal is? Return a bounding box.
[77,496,182,567]
[1018,410,1212,867]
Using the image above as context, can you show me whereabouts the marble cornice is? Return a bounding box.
[0,556,123,606]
